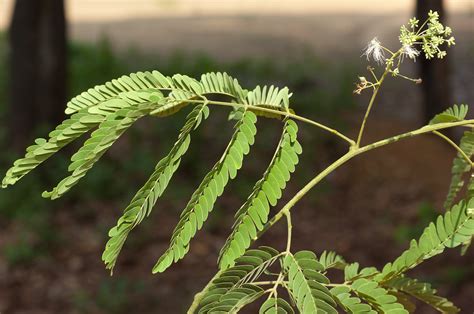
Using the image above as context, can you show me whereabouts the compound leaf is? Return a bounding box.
[218,119,302,269]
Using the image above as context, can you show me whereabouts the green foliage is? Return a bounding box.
[153,110,257,273]
[219,119,302,269]
[43,103,157,200]
[2,110,102,187]
[196,246,279,313]
[260,298,294,314]
[384,276,459,313]
[2,68,292,274]
[317,250,346,270]
[2,12,472,313]
[429,104,468,125]
[444,130,474,209]
[103,103,210,272]
[377,198,474,281]
[330,286,374,313]
[283,251,337,314]
[350,278,407,313]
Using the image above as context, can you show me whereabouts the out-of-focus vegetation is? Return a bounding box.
[0,35,357,267]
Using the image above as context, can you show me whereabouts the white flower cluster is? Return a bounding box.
[399,10,455,60]
[362,11,454,67]
[356,11,454,94]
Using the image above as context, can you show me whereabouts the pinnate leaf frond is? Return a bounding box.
[283,251,338,314]
[153,110,258,273]
[218,119,302,269]
[196,246,279,313]
[318,250,347,270]
[330,286,375,314]
[65,71,170,114]
[244,85,291,119]
[2,110,104,188]
[350,278,407,313]
[259,298,294,314]
[384,276,459,313]
[43,102,157,199]
[102,103,210,272]
[429,104,468,125]
[444,130,474,209]
[377,198,474,281]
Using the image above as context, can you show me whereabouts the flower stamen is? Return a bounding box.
[362,37,386,65]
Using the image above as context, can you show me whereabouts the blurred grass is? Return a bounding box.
[0,35,358,266]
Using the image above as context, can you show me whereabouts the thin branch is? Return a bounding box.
[253,281,284,286]
[356,50,402,147]
[284,210,292,253]
[433,130,473,166]
[185,99,356,146]
[257,119,474,239]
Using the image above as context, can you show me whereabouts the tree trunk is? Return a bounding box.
[416,0,451,124]
[8,0,67,150]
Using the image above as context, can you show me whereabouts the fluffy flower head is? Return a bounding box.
[362,37,386,64]
[402,44,420,61]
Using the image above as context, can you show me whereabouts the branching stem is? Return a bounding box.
[185,99,355,146]
[257,119,474,238]
[356,50,402,147]
[433,130,473,166]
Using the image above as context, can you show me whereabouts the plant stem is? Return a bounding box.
[253,280,284,285]
[268,272,284,299]
[258,151,355,237]
[258,119,474,238]
[284,210,292,253]
[185,99,355,146]
[356,71,387,147]
[356,51,402,147]
[187,114,474,312]
[433,130,473,166]
[326,283,350,287]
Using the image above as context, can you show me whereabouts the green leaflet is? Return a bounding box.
[218,119,302,269]
[200,72,247,102]
[1,96,143,188]
[283,251,338,314]
[66,70,247,117]
[343,263,379,282]
[153,110,258,273]
[350,278,407,313]
[384,276,459,313]
[65,71,172,114]
[429,104,468,125]
[196,246,279,313]
[42,102,156,200]
[150,72,247,116]
[330,286,375,314]
[102,103,210,272]
[244,85,291,119]
[2,110,104,188]
[444,130,474,209]
[335,258,457,313]
[199,284,264,314]
[377,198,474,281]
[259,298,295,314]
[318,250,347,271]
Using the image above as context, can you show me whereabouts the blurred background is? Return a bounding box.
[0,0,473,313]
